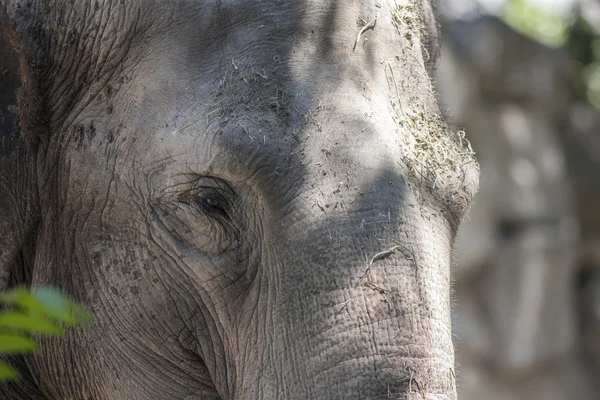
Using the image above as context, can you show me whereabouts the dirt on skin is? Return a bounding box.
[388,1,478,225]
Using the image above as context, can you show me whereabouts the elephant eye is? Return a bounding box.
[197,193,231,221]
[206,198,220,208]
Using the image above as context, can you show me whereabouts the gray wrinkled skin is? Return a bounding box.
[0,1,478,399]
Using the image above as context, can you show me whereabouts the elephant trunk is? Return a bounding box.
[232,183,458,399]
[220,63,470,398]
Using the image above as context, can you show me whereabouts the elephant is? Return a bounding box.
[0,1,478,399]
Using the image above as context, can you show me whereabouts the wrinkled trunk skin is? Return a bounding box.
[251,175,459,399]
[0,1,477,399]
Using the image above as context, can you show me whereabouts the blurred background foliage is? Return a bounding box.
[506,0,600,109]
[503,0,570,47]
[564,10,600,108]
[442,0,600,107]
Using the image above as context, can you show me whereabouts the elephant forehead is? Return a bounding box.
[63,0,474,217]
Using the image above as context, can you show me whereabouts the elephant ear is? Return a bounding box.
[0,0,147,289]
[1,1,52,151]
[0,3,40,290]
[2,1,152,150]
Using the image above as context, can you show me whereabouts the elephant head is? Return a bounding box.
[0,1,478,399]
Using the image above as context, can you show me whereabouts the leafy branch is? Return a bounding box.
[0,287,92,382]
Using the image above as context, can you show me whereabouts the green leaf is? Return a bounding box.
[0,287,94,383]
[0,287,50,315]
[32,287,75,325]
[0,311,63,335]
[0,334,37,353]
[0,361,19,382]
[0,286,92,327]
[33,287,93,326]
